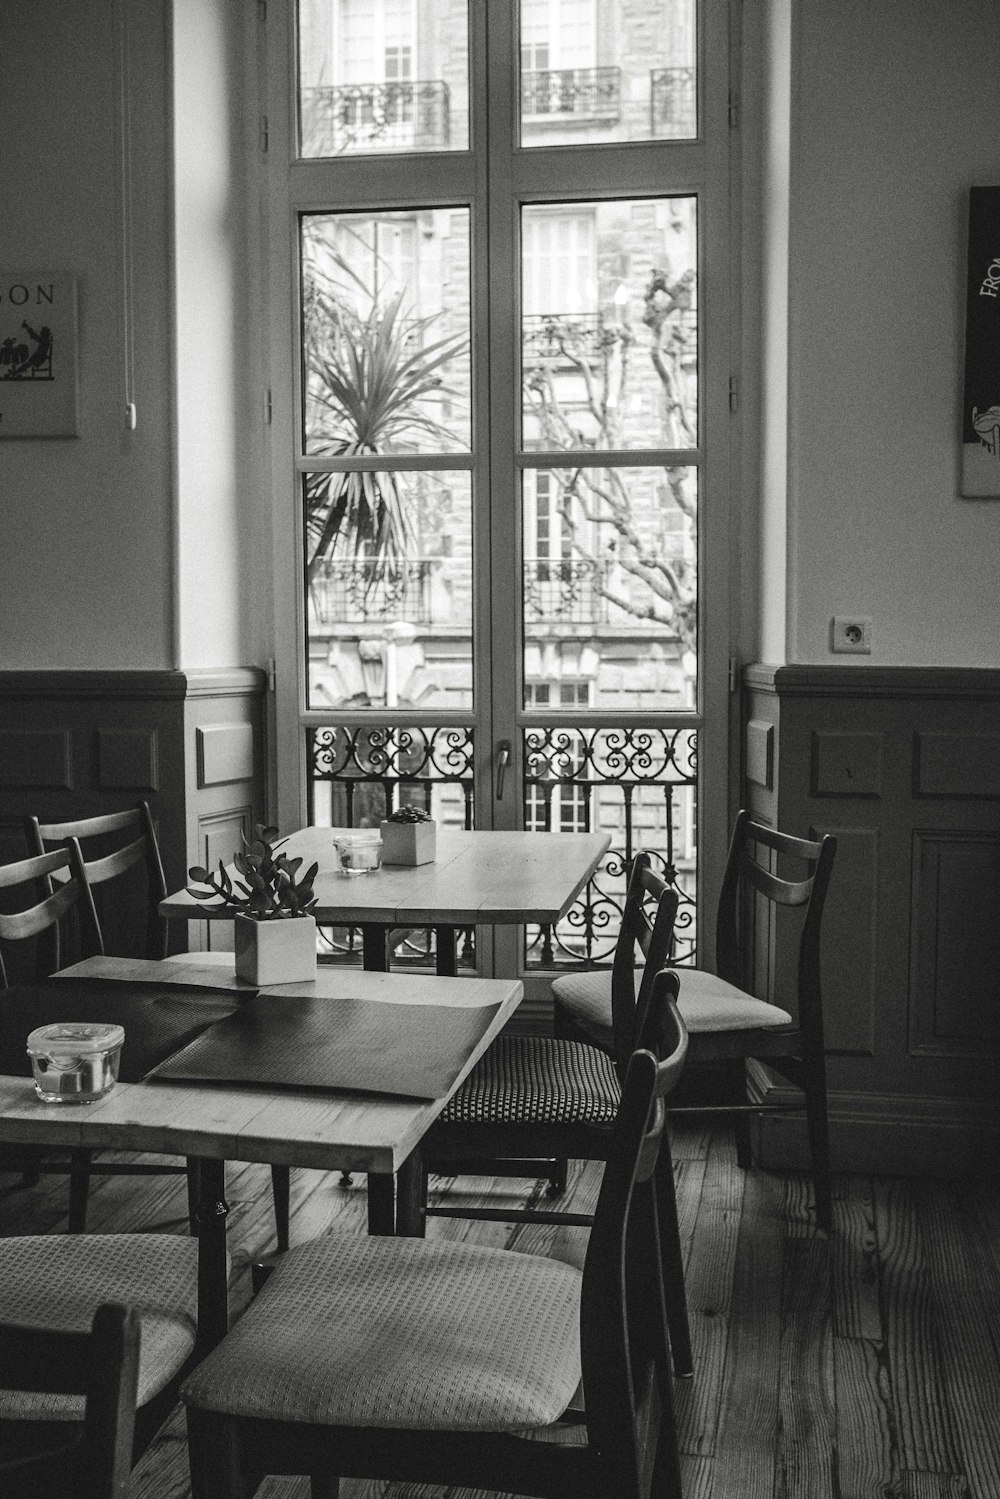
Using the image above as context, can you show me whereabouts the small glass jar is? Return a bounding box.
[333,831,383,876]
[26,1022,125,1104]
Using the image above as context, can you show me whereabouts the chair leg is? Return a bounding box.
[271,1165,291,1252]
[803,1052,833,1233]
[186,1408,258,1499]
[20,1144,41,1189]
[725,1059,753,1169]
[547,1158,569,1196]
[655,1152,693,1378]
[68,1149,92,1233]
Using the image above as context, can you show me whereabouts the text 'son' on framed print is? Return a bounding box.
[961,188,1000,498]
[0,273,79,439]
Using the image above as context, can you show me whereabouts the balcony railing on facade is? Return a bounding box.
[521,67,622,121]
[523,558,608,625]
[523,309,697,370]
[310,558,438,627]
[300,80,450,155]
[649,67,697,138]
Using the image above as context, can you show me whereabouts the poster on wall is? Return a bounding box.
[0,273,79,439]
[960,188,1000,497]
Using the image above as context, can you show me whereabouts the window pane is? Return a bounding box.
[519,0,696,147]
[306,470,473,711]
[522,465,697,711]
[301,210,471,455]
[298,0,469,156]
[522,198,697,450]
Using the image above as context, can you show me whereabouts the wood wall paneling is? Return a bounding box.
[909,829,1000,1058]
[747,719,774,789]
[0,730,72,790]
[914,732,1000,799]
[197,722,255,788]
[811,732,883,798]
[97,729,159,791]
[743,666,1000,1173]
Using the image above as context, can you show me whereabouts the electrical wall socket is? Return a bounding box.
[831,616,873,654]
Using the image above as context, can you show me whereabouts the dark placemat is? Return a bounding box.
[148,992,503,1101]
[0,980,245,1084]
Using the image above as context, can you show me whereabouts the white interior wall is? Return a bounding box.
[783,0,1000,667]
[0,0,174,670]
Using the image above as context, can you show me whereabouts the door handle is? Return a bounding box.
[495,740,511,801]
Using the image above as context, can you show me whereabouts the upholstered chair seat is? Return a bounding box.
[552,964,793,1048]
[182,1232,583,1432]
[439,1032,621,1128]
[0,1233,200,1421]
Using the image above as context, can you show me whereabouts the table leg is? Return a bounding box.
[395,1147,427,1237]
[361,924,390,972]
[434,925,457,977]
[367,1171,395,1235]
[192,1156,230,1352]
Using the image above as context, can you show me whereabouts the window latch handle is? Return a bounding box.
[495,740,511,801]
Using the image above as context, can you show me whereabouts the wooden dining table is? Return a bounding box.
[159,827,611,975]
[0,958,523,1349]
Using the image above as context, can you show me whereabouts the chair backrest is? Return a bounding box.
[582,967,688,1499]
[0,843,103,987]
[0,1302,140,1499]
[25,804,168,962]
[610,852,680,1074]
[715,809,837,1039]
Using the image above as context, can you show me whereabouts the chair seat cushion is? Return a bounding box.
[0,1234,200,1421]
[438,1032,620,1128]
[553,965,793,1036]
[181,1232,582,1432]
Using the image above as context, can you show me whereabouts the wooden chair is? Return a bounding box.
[0,1304,140,1499]
[0,1232,202,1491]
[21,808,291,1249]
[424,850,678,1207]
[555,810,839,1231]
[0,843,102,989]
[25,803,169,962]
[181,982,690,1499]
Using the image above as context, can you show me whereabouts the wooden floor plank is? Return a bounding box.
[777,1238,835,1498]
[914,1180,1000,1499]
[672,1135,746,1458]
[873,1176,962,1475]
[832,1337,897,1499]
[832,1177,882,1340]
[707,1168,785,1499]
[6,1138,1000,1499]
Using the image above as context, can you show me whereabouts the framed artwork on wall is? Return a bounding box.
[0,272,79,439]
[960,188,1000,498]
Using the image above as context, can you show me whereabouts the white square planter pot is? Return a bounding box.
[234,914,317,986]
[379,819,437,866]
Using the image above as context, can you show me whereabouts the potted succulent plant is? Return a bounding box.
[379,803,436,866]
[187,825,319,986]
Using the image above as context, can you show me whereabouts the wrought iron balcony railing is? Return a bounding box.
[524,558,608,624]
[650,67,697,138]
[301,80,450,155]
[310,559,437,626]
[521,67,621,121]
[306,723,698,972]
[522,313,606,366]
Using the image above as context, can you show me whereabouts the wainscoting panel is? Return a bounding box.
[98,729,159,791]
[909,828,1000,1057]
[0,670,266,958]
[914,730,1000,798]
[197,723,255,788]
[0,730,73,790]
[744,664,1000,1174]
